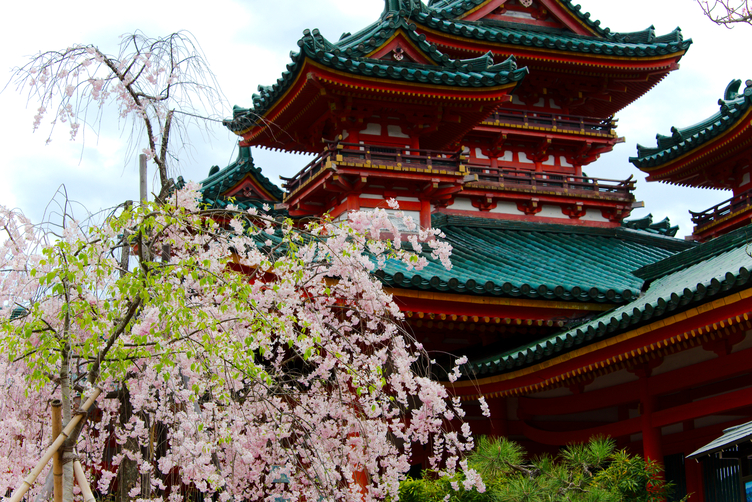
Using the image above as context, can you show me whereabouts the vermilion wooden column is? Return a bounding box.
[639,376,664,464]
[685,457,705,502]
[490,397,508,437]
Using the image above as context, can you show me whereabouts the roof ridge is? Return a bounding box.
[466,230,752,379]
[633,224,752,281]
[200,146,284,209]
[431,214,693,251]
[631,79,752,167]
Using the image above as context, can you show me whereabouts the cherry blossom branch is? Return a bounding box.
[696,0,752,26]
[9,31,228,196]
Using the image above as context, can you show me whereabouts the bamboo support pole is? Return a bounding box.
[72,460,96,502]
[51,400,63,502]
[7,388,102,502]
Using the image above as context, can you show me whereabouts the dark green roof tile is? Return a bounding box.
[466,223,752,377]
[380,215,691,303]
[200,146,284,211]
[623,214,679,237]
[225,17,527,134]
[631,79,752,168]
[688,420,752,459]
[415,10,690,58]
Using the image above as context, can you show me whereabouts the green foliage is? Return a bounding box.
[398,437,682,502]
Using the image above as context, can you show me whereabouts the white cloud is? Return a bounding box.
[1,0,749,236]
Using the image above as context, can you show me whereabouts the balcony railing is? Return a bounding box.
[484,109,617,136]
[281,141,634,200]
[690,190,752,228]
[466,164,635,197]
[282,142,463,194]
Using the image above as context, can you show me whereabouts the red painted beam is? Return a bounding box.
[453,293,752,398]
[394,295,589,320]
[518,385,752,446]
[519,345,752,416]
[653,384,752,428]
[521,416,642,445]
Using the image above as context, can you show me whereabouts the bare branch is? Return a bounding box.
[696,0,752,27]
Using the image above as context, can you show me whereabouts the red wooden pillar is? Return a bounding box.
[420,200,431,230]
[685,457,705,502]
[639,376,663,464]
[490,397,508,437]
[347,194,360,212]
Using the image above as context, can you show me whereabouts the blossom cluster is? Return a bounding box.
[0,187,480,502]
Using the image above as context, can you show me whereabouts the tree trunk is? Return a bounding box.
[59,347,74,502]
[117,388,140,502]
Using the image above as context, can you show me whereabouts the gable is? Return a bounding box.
[457,0,600,37]
[223,176,280,202]
[367,30,439,65]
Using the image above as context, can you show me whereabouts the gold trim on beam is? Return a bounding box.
[386,287,612,311]
[449,286,752,393]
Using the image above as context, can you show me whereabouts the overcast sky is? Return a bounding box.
[1,0,750,236]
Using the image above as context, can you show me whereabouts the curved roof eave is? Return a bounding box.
[631,79,752,170]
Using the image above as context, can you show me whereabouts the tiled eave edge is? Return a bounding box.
[635,224,752,282]
[414,13,691,60]
[450,287,752,400]
[225,18,528,138]
[429,0,612,38]
[631,80,752,172]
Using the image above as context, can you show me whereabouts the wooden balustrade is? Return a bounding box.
[466,164,635,196]
[282,142,463,193]
[690,190,752,228]
[282,141,634,199]
[486,109,616,136]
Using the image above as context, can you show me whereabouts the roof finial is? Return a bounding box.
[383,0,401,14]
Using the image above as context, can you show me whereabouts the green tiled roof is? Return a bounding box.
[378,214,691,303]
[631,79,752,168]
[426,0,610,37]
[224,16,527,134]
[622,214,679,237]
[200,146,284,210]
[414,10,689,58]
[467,224,752,377]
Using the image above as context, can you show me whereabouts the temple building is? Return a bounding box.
[204,1,752,500]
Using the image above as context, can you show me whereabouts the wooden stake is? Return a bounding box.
[51,400,63,502]
[7,388,102,502]
[73,460,96,502]
[139,154,148,203]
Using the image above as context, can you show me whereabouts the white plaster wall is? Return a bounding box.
[577,209,609,223]
[361,123,382,135]
[519,152,534,164]
[387,125,409,138]
[498,151,514,162]
[474,148,489,159]
[537,205,569,219]
[490,201,521,215]
[449,199,475,211]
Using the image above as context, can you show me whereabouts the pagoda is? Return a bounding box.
[224,0,690,229]
[631,79,752,242]
[200,0,752,500]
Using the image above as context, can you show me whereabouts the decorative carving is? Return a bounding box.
[562,204,586,219]
[702,330,745,357]
[627,357,664,378]
[601,205,631,222]
[517,199,542,215]
[241,187,260,199]
[472,197,497,212]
